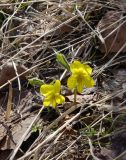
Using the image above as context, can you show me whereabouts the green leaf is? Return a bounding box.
[56,53,70,70]
[28,78,44,86]
[32,124,42,133]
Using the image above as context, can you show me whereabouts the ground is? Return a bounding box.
[0,0,126,160]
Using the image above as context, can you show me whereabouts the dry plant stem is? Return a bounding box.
[0,15,77,69]
[14,88,119,160]
[39,131,65,160]
[27,103,81,151]
[1,11,125,71]
[88,138,100,160]
[76,7,105,44]
[40,109,112,160]
[28,88,124,156]
[114,150,126,160]
[0,0,54,7]
[39,141,54,160]
[56,135,81,160]
[17,104,112,160]
[17,108,82,160]
[91,111,112,128]
[32,149,39,160]
[1,15,124,86]
[10,106,44,160]
[1,0,24,31]
[12,61,21,91]
[0,56,54,90]
[5,83,13,121]
[94,41,126,78]
[74,88,77,105]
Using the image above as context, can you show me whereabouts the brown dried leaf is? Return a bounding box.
[0,62,28,86]
[98,11,126,53]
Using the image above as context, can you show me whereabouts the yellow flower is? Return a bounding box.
[67,61,95,93]
[40,80,65,108]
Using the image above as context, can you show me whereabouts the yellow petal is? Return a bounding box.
[83,64,92,74]
[84,76,95,88]
[43,98,51,106]
[56,95,65,104]
[67,75,77,90]
[70,61,83,73]
[51,98,57,108]
[40,84,53,96]
[54,80,61,93]
[77,78,85,93]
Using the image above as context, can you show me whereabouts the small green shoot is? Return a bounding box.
[56,53,70,71]
[32,124,42,133]
[28,77,44,87]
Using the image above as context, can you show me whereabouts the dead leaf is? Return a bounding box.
[0,62,28,86]
[113,68,126,83]
[97,11,126,54]
[67,94,94,103]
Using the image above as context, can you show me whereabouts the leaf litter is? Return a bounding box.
[0,0,126,160]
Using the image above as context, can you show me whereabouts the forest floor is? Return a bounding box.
[0,0,126,160]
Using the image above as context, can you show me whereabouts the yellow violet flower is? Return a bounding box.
[67,60,95,93]
[40,80,65,108]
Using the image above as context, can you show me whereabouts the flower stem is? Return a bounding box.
[74,88,77,105]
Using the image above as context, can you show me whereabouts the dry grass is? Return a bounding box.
[0,0,126,160]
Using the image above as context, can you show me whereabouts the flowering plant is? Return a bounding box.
[67,60,95,93]
[40,60,95,109]
[40,80,65,108]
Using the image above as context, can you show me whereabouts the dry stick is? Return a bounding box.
[0,15,77,70]
[9,106,44,160]
[55,135,82,160]
[60,16,126,81]
[6,34,125,160]
[2,10,124,74]
[12,61,21,91]
[104,20,126,40]
[28,87,125,156]
[76,7,105,44]
[114,149,126,160]
[16,110,82,160]
[10,103,81,160]
[27,103,81,151]
[5,83,13,120]
[18,104,112,160]
[88,138,100,160]
[0,0,52,7]
[105,42,126,68]
[32,105,111,160]
[1,12,124,73]
[4,9,126,158]
[94,41,126,78]
[91,111,112,128]
[1,0,24,31]
[39,131,65,160]
[17,87,124,160]
[0,56,54,90]
[55,111,112,160]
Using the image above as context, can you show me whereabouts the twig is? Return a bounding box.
[5,83,13,121]
[9,106,44,160]
[12,61,21,91]
[88,137,100,160]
